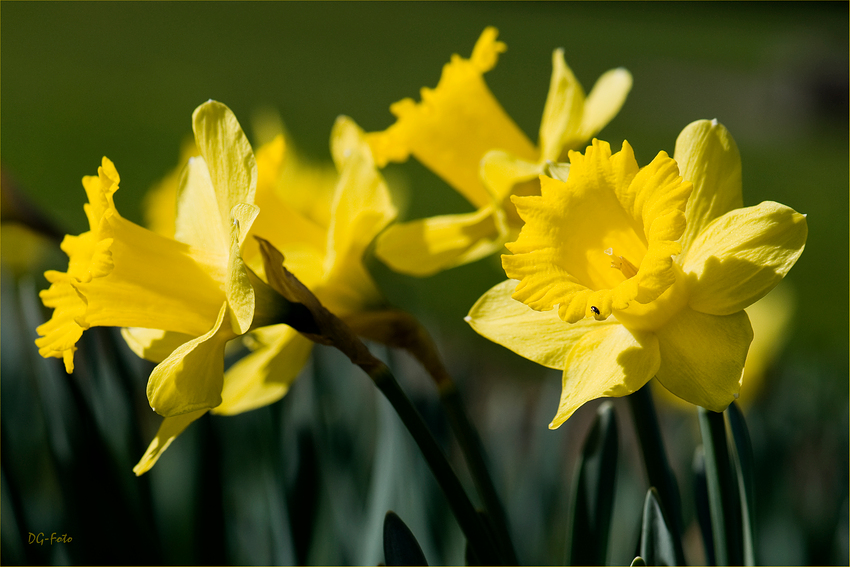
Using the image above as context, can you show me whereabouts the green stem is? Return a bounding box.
[626,384,686,565]
[368,362,503,564]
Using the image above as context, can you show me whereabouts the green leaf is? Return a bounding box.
[384,511,428,566]
[566,401,619,565]
[698,407,743,566]
[631,556,648,566]
[626,384,686,564]
[692,446,716,566]
[640,487,678,566]
[726,402,756,566]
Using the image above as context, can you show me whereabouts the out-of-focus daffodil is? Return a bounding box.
[467,120,807,427]
[368,26,632,276]
[130,115,396,474]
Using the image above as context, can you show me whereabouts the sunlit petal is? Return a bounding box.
[655,306,752,412]
[550,322,659,428]
[683,201,807,315]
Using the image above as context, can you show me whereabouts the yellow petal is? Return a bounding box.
[143,137,198,238]
[192,100,258,232]
[655,306,752,412]
[578,68,632,144]
[683,201,808,315]
[479,150,543,202]
[466,279,614,370]
[133,409,207,476]
[538,49,585,163]
[213,326,313,416]
[226,204,260,335]
[146,302,235,417]
[550,322,660,428]
[367,27,537,208]
[121,327,194,363]
[674,119,743,253]
[321,117,397,311]
[174,155,227,254]
[375,205,505,277]
[74,215,225,335]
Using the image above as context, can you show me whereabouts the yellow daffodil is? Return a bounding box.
[36,100,295,442]
[368,26,632,276]
[130,115,396,474]
[467,120,807,427]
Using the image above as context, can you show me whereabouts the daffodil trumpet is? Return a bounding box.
[467,119,808,426]
[368,26,632,276]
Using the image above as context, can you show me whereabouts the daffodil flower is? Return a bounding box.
[368,26,632,276]
[130,115,396,474]
[35,101,296,459]
[466,120,807,427]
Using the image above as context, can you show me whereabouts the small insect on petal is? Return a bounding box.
[590,306,600,315]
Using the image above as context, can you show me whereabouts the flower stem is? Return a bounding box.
[368,362,505,564]
[344,308,518,564]
[626,383,686,565]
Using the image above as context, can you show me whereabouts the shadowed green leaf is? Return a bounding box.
[384,511,428,566]
[698,407,743,566]
[693,446,716,566]
[566,401,619,565]
[727,402,756,566]
[640,487,678,566]
[631,556,647,566]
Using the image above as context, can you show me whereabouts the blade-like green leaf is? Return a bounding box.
[698,407,743,566]
[567,401,619,565]
[384,511,428,566]
[726,402,756,566]
[640,487,678,566]
[627,385,686,564]
[693,446,716,566]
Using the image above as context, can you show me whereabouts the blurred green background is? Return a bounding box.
[2,2,847,565]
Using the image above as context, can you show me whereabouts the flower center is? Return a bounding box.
[604,247,638,280]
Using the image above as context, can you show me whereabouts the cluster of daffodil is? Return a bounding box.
[36,26,807,564]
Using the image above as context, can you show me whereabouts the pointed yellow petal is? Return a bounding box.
[480,150,542,202]
[375,206,504,277]
[367,27,537,208]
[538,49,585,162]
[674,119,743,253]
[174,155,227,253]
[192,100,258,231]
[655,306,752,412]
[213,326,313,416]
[550,323,659,428]
[121,327,194,363]
[322,116,397,311]
[683,201,808,315]
[146,302,235,417]
[579,68,632,143]
[143,137,198,238]
[466,279,614,370]
[133,409,207,476]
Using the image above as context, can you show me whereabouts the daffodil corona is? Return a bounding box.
[467,120,807,426]
[368,27,632,276]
